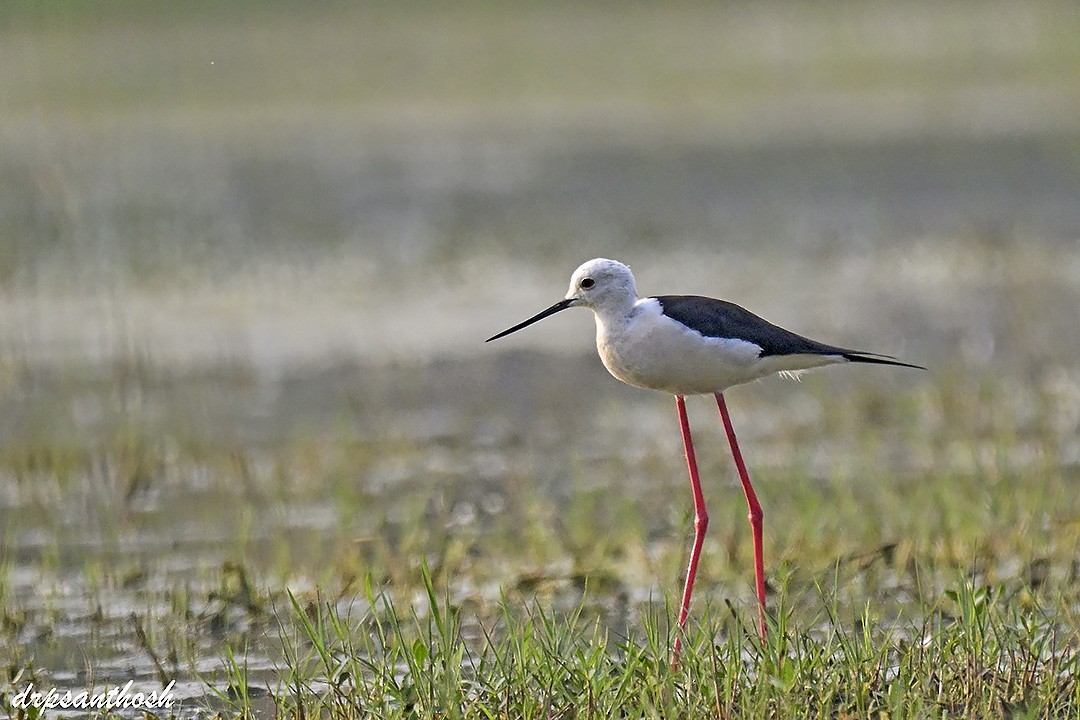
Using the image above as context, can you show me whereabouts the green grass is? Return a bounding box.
[244,563,1080,718]
[1,364,1079,718]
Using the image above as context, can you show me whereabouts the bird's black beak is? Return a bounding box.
[486,298,576,342]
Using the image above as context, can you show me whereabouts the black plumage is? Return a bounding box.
[654,295,923,369]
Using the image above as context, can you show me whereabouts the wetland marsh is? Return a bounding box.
[2,1,1080,716]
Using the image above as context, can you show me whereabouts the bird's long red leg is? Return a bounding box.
[671,395,708,670]
[715,392,767,641]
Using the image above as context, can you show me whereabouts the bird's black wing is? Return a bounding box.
[653,295,923,369]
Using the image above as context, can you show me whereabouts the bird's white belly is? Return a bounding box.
[596,314,762,394]
[596,312,842,395]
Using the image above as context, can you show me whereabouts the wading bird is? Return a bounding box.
[487,258,921,667]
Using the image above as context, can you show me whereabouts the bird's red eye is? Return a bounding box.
[581,278,595,289]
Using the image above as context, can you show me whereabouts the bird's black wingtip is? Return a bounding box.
[842,352,926,371]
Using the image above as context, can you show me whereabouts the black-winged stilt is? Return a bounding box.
[486,258,922,664]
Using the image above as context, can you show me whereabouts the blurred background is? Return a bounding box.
[3,0,1078,373]
[1,0,1078,702]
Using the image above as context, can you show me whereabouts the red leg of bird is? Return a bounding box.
[715,392,767,641]
[671,395,709,671]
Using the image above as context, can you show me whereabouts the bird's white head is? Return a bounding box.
[486,258,639,343]
[565,258,639,313]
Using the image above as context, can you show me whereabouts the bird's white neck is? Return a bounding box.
[590,295,637,329]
